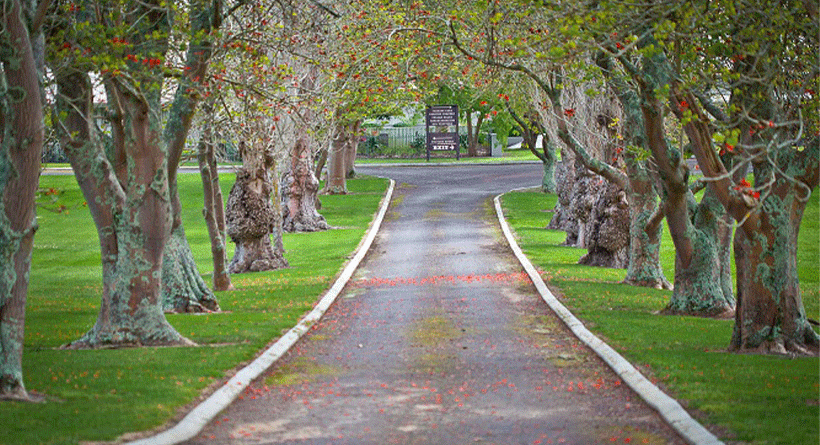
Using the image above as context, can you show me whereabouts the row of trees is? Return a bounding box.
[432,0,818,355]
[1,0,817,403]
[333,0,818,355]
[0,0,378,401]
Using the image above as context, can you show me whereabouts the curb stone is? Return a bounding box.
[493,189,723,445]
[127,179,396,445]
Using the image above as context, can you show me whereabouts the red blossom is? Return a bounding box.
[563,108,575,117]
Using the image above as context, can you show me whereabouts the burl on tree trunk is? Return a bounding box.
[281,135,329,232]
[226,144,288,273]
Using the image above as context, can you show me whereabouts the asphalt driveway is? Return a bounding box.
[184,163,684,444]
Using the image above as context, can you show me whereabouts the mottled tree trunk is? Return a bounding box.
[226,144,288,273]
[663,6,819,355]
[67,83,192,348]
[197,111,232,291]
[646,131,734,315]
[52,0,215,348]
[639,77,734,316]
[629,48,734,316]
[282,135,329,232]
[622,165,670,289]
[161,0,221,311]
[282,68,329,233]
[544,79,632,267]
[539,156,557,193]
[663,189,734,315]
[730,208,818,354]
[726,151,819,354]
[162,223,221,312]
[0,0,43,400]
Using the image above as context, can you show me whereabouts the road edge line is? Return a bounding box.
[493,190,723,445]
[128,179,396,445]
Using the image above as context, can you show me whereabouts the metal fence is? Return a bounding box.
[359,126,472,158]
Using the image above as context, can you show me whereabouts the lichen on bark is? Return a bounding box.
[0,0,44,400]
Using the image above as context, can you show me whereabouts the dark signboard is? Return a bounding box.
[426,105,459,160]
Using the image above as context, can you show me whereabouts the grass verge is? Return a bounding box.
[2,173,389,445]
[500,189,819,445]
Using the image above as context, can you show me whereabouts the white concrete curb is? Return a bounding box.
[493,190,723,445]
[128,179,396,445]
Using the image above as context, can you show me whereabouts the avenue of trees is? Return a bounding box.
[1,0,817,401]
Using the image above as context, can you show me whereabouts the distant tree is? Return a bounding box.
[195,98,233,290]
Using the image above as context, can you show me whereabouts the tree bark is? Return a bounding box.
[162,223,221,312]
[629,48,734,316]
[595,54,670,288]
[508,107,556,193]
[578,179,630,268]
[282,68,329,233]
[66,81,192,348]
[546,152,577,241]
[622,165,670,289]
[53,0,196,348]
[282,135,329,232]
[160,0,221,312]
[344,120,360,178]
[640,91,734,316]
[325,122,349,195]
[0,0,44,400]
[197,108,233,291]
[545,80,631,268]
[226,144,288,273]
[683,109,820,352]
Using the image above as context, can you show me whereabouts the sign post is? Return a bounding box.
[425,105,459,161]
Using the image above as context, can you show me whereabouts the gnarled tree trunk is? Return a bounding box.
[282,135,329,232]
[281,68,329,233]
[578,179,630,268]
[226,143,288,273]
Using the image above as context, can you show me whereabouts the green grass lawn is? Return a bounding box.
[2,173,389,445]
[501,189,820,445]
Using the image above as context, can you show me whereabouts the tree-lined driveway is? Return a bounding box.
[187,164,684,444]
